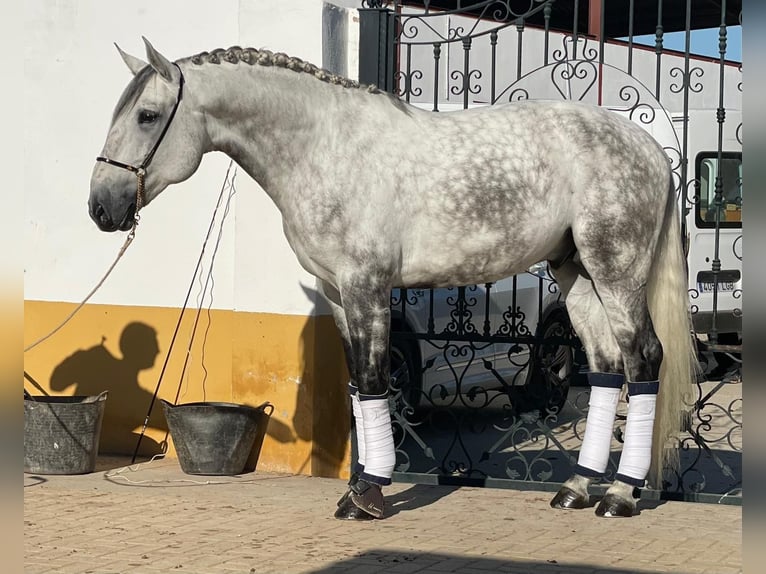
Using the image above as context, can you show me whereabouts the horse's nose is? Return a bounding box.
[89,199,114,230]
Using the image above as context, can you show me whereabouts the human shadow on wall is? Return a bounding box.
[50,322,167,457]
[253,284,349,477]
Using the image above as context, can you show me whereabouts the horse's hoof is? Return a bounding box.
[595,494,635,517]
[338,472,359,506]
[334,493,376,520]
[336,488,351,508]
[336,473,360,507]
[550,486,589,510]
[349,478,385,518]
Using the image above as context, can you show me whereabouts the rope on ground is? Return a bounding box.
[104,454,263,486]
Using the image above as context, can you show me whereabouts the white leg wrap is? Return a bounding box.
[358,398,395,485]
[577,386,621,475]
[616,393,657,486]
[350,391,366,471]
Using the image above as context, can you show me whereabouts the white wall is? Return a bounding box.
[24,0,328,316]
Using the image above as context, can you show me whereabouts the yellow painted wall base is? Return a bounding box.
[24,301,350,479]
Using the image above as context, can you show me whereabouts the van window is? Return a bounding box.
[695,152,742,229]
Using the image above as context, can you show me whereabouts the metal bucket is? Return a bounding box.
[24,392,108,475]
[161,400,273,476]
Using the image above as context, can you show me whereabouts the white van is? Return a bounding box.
[681,110,742,339]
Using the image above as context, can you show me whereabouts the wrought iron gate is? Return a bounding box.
[356,0,742,503]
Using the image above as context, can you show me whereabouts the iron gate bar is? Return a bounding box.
[709,0,728,345]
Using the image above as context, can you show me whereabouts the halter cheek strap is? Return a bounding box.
[96,63,185,215]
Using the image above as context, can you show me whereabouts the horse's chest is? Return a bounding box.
[280,215,344,282]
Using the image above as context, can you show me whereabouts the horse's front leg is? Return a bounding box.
[331,281,395,520]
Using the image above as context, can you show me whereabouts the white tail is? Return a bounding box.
[646,182,700,487]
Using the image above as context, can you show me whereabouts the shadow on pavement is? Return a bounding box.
[384,483,461,517]
[308,549,696,574]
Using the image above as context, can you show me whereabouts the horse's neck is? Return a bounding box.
[187,63,350,205]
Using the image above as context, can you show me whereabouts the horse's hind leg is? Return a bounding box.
[590,278,663,518]
[548,262,626,511]
[568,232,663,518]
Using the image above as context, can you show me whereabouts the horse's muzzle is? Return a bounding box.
[89,198,135,232]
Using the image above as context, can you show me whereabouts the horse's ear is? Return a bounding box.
[115,43,147,76]
[142,37,176,83]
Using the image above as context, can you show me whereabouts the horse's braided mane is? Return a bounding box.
[185,47,380,93]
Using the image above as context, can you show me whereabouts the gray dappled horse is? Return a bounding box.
[89,39,696,519]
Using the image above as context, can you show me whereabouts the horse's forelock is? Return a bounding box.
[111,65,156,123]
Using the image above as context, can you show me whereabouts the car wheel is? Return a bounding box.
[522,312,573,416]
[389,337,422,411]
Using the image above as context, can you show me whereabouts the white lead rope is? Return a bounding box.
[23,222,138,353]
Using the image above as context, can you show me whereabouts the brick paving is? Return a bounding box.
[24,456,741,574]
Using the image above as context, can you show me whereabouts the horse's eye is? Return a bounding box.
[138,110,159,124]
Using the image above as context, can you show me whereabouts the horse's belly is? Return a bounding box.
[399,228,563,288]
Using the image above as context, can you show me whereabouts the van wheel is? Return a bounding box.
[389,338,422,411]
[521,313,573,416]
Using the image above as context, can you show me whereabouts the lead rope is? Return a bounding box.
[23,190,143,354]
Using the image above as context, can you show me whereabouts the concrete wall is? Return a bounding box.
[23,0,351,478]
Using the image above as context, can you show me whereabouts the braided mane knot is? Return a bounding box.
[188,46,379,93]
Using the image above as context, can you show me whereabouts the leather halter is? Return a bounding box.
[96,63,185,212]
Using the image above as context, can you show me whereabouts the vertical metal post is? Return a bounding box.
[516,19,525,81]
[680,0,692,249]
[511,276,518,336]
[543,0,553,66]
[654,0,664,100]
[483,284,492,337]
[490,30,498,104]
[462,36,472,109]
[597,0,605,105]
[572,0,580,59]
[710,0,729,345]
[598,0,605,63]
[432,43,441,112]
[404,43,412,102]
[358,8,397,93]
[627,0,635,75]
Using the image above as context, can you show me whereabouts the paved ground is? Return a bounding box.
[24,456,741,574]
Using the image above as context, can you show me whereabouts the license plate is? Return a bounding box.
[698,282,735,293]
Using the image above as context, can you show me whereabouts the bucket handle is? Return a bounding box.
[255,401,274,417]
[83,390,109,403]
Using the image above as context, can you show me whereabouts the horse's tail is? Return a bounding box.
[646,177,699,488]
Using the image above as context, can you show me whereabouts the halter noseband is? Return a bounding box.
[96,63,185,215]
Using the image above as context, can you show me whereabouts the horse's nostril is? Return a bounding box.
[90,201,113,229]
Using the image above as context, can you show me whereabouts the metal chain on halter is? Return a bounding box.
[129,169,145,238]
